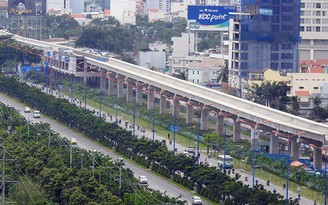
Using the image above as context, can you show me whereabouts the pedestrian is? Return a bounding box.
[298,193,301,200]
[273,189,277,194]
[314,200,317,205]
[266,180,270,186]
[168,133,170,139]
[255,179,258,185]
[283,184,286,190]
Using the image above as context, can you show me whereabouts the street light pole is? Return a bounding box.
[197,109,201,165]
[84,77,87,112]
[133,87,136,136]
[286,141,290,205]
[115,81,118,129]
[252,131,255,191]
[325,150,327,205]
[152,96,155,142]
[173,101,176,155]
[224,122,227,173]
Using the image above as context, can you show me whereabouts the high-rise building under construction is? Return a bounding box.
[228,0,301,92]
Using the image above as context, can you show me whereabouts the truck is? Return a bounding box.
[217,155,234,169]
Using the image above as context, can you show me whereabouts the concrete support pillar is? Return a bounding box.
[126,83,134,102]
[290,137,299,160]
[216,115,224,135]
[117,78,124,98]
[108,78,115,96]
[233,119,241,142]
[313,141,323,170]
[186,103,193,125]
[147,88,155,110]
[172,98,180,117]
[269,134,279,154]
[159,94,166,114]
[136,82,143,106]
[200,108,209,130]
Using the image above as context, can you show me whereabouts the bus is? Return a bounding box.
[218,155,234,169]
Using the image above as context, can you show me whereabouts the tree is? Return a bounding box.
[251,81,288,109]
[310,95,328,120]
[204,134,217,156]
[217,63,229,83]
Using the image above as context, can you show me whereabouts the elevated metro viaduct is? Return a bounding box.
[6,31,328,170]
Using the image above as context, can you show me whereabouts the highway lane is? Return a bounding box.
[0,92,205,205]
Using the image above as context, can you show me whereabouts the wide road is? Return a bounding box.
[0,92,204,205]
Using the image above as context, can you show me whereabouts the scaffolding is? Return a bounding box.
[8,15,43,40]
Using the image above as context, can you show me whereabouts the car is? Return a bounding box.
[187,146,196,154]
[24,107,31,113]
[70,138,77,145]
[191,196,202,205]
[139,175,148,186]
[33,110,41,118]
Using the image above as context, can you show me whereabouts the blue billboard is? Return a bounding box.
[187,6,236,30]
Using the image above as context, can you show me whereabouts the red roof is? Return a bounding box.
[300,59,328,67]
[295,90,310,97]
[310,66,324,73]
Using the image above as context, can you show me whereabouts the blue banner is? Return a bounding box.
[188,6,236,29]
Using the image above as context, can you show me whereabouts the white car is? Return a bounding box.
[24,107,31,113]
[33,110,41,118]
[191,196,202,205]
[139,175,148,186]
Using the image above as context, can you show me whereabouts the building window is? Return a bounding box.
[197,79,199,83]
[299,86,304,89]
[316,19,321,24]
[270,62,279,69]
[323,11,327,16]
[300,18,304,24]
[323,19,328,24]
[282,43,292,50]
[272,15,280,23]
[314,87,319,89]
[305,18,311,24]
[316,27,321,32]
[282,25,292,31]
[192,71,195,74]
[300,26,304,31]
[282,7,292,12]
[306,26,312,31]
[316,3,321,8]
[241,43,248,50]
[282,16,292,21]
[241,53,248,60]
[323,3,328,8]
[316,11,321,16]
[306,3,314,8]
[301,2,305,8]
[281,53,293,59]
[271,53,279,60]
[197,71,200,74]
[271,25,280,32]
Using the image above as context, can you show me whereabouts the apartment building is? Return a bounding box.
[299,0,328,60]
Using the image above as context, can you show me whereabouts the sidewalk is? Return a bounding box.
[39,84,318,205]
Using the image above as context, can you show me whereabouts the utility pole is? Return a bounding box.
[0,145,17,204]
[119,167,122,190]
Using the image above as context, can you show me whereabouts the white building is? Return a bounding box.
[145,0,170,13]
[169,32,195,73]
[299,0,328,60]
[187,57,224,84]
[71,0,85,13]
[138,51,166,71]
[47,0,65,11]
[110,0,136,25]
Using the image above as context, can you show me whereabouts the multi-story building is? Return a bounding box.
[228,0,301,97]
[145,0,170,13]
[110,0,136,25]
[299,0,328,60]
